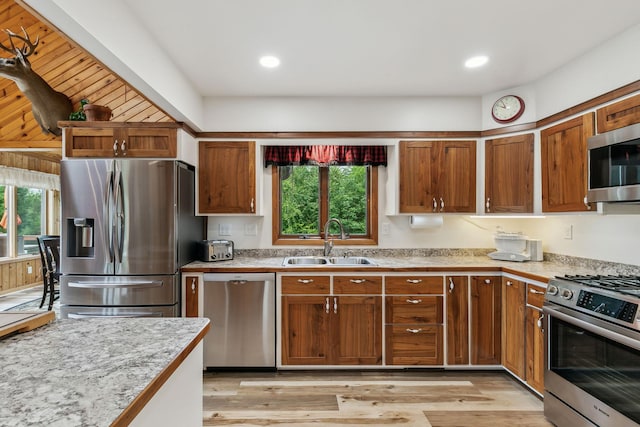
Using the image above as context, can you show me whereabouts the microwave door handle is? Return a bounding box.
[543,304,640,352]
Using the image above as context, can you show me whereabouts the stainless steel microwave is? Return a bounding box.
[587,122,640,203]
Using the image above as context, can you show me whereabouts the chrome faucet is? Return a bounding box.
[323,218,347,257]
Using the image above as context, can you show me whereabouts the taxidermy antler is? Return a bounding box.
[0,27,72,136]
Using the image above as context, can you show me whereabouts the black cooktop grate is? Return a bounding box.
[557,275,640,295]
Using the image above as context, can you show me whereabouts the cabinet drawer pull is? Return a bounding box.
[297,279,314,284]
[349,279,367,284]
[484,279,492,284]
[406,279,422,284]
[529,289,545,295]
[506,280,513,286]
[406,298,422,304]
[406,328,422,334]
[325,297,330,314]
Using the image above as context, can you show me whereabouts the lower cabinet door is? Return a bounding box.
[334,296,383,365]
[526,306,545,394]
[385,324,443,365]
[281,296,332,365]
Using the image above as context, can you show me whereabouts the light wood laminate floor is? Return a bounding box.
[203,370,553,426]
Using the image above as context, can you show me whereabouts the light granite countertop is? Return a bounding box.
[0,317,209,427]
[182,254,629,283]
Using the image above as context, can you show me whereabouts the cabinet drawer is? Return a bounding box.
[385,276,443,294]
[334,276,382,294]
[527,284,546,309]
[281,276,330,294]
[385,296,443,324]
[385,324,443,365]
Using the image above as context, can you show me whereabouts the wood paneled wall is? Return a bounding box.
[0,256,41,295]
[0,152,60,174]
[1,0,173,155]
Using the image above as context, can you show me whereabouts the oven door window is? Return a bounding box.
[550,317,640,423]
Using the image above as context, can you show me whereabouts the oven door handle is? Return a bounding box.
[543,304,640,352]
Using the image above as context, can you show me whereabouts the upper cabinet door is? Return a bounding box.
[541,113,595,212]
[198,141,256,214]
[438,141,476,213]
[63,125,177,158]
[485,134,534,213]
[399,141,437,213]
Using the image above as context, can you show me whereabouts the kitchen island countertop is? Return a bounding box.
[0,317,209,427]
[182,255,617,283]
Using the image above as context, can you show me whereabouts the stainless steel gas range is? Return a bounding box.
[544,275,640,427]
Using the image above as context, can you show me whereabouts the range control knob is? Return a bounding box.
[560,288,574,300]
[547,285,559,296]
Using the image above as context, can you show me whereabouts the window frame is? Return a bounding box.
[271,165,378,246]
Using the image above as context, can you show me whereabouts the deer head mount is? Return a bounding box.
[0,27,72,136]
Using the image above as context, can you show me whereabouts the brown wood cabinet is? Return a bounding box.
[485,134,534,213]
[63,124,178,158]
[597,93,640,133]
[446,275,469,365]
[184,275,199,317]
[502,277,525,378]
[470,276,501,365]
[385,275,444,365]
[541,113,595,212]
[198,141,256,214]
[281,274,382,366]
[525,283,546,394]
[399,140,476,213]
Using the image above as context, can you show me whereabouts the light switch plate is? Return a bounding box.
[219,223,232,236]
[563,225,573,240]
[244,223,258,236]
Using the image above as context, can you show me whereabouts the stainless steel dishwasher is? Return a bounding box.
[202,272,276,368]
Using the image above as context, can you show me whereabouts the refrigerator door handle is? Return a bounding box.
[67,280,164,289]
[105,167,115,263]
[113,166,125,265]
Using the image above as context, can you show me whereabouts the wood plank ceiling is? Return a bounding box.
[0,0,174,167]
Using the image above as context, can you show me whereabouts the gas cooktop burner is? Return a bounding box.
[558,275,640,296]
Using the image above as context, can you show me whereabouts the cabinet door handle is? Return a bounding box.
[529,289,545,295]
[448,277,455,293]
[250,198,255,213]
[440,197,444,211]
[506,280,513,286]
[333,297,338,314]
[113,140,118,156]
[121,140,126,156]
[583,196,591,210]
[191,278,196,294]
[432,197,437,212]
[406,298,422,304]
[349,279,367,284]
[484,279,492,284]
[297,279,314,284]
[486,197,490,212]
[406,328,422,334]
[406,279,422,284]
[325,297,330,314]
[537,314,544,329]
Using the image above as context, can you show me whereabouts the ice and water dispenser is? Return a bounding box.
[66,218,94,257]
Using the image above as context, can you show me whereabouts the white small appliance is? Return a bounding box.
[488,232,542,262]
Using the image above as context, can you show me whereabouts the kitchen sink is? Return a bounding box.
[282,256,377,266]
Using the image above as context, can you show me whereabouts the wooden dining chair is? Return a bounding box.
[36,235,60,311]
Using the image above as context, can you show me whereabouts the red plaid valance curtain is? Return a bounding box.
[264,145,387,167]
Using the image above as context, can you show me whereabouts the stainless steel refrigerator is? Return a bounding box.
[59,159,204,318]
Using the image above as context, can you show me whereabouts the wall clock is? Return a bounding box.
[491,95,525,124]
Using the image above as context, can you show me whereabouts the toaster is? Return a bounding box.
[197,240,234,262]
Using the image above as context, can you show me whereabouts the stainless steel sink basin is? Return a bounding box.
[282,256,377,266]
[282,256,329,265]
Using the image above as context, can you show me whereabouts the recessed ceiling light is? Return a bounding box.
[465,55,489,68]
[259,55,280,68]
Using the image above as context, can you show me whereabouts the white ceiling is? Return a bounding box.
[124,0,640,98]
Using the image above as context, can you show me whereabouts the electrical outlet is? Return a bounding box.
[219,223,232,236]
[382,222,390,235]
[563,225,573,240]
[27,265,33,274]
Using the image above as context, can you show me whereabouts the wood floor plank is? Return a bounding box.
[204,394,339,411]
[424,410,553,427]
